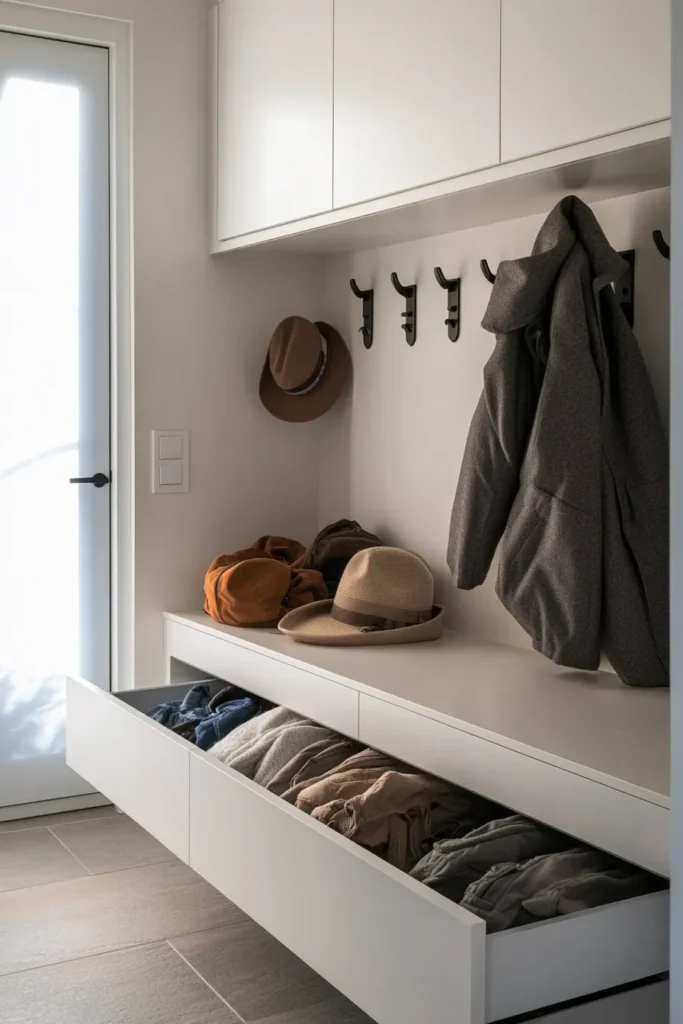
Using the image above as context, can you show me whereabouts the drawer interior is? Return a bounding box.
[67,675,670,1024]
[117,679,228,714]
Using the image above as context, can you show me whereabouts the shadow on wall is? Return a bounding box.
[630,195,671,433]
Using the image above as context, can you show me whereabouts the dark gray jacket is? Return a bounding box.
[448,197,668,687]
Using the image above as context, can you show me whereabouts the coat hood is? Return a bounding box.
[482,196,629,335]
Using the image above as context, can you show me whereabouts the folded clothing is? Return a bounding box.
[149,683,213,729]
[281,746,406,805]
[149,684,261,751]
[297,760,484,872]
[266,736,362,798]
[193,695,260,751]
[211,705,339,787]
[409,814,573,903]
[461,846,664,933]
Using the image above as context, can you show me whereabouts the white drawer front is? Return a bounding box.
[66,677,191,862]
[486,893,668,1021]
[166,620,359,737]
[534,980,668,1023]
[189,751,485,1024]
[359,694,669,876]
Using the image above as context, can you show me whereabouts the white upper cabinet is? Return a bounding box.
[332,0,501,209]
[501,0,671,162]
[215,0,333,241]
[211,0,671,251]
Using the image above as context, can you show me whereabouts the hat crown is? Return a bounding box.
[268,316,322,391]
[333,547,435,625]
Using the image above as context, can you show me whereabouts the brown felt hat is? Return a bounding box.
[279,547,444,646]
[260,317,352,422]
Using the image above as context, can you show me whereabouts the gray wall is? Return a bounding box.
[672,1,681,1019]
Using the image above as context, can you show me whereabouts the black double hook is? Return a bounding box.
[434,267,461,342]
[653,230,670,260]
[390,272,417,346]
[350,279,374,349]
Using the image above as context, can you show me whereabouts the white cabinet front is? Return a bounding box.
[501,0,671,162]
[333,0,501,209]
[215,0,333,240]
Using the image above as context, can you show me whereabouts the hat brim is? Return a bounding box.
[278,600,444,646]
[260,322,352,423]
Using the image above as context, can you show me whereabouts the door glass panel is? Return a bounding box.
[0,32,110,809]
[0,76,80,770]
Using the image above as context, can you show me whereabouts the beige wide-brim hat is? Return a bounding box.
[279,546,444,646]
[260,317,352,423]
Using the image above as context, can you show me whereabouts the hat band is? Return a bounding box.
[331,603,432,632]
[281,335,328,396]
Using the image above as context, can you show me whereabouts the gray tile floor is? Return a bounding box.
[0,807,373,1024]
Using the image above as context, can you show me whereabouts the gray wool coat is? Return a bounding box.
[448,196,669,687]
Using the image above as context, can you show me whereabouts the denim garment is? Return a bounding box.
[148,684,260,751]
[194,696,260,751]
[149,684,212,729]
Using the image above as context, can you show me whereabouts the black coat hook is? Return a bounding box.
[480,259,496,284]
[617,250,635,328]
[434,267,461,342]
[350,279,374,349]
[653,230,670,260]
[390,272,417,346]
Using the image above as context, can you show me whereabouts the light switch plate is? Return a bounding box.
[152,430,189,493]
[158,434,183,460]
[159,460,183,487]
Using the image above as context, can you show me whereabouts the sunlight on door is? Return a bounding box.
[0,75,81,771]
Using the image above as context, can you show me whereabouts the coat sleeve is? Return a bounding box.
[447,331,539,589]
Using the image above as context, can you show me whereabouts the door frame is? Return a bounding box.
[0,1,134,692]
[671,1,681,1018]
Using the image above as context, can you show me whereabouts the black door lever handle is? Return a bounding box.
[69,473,110,488]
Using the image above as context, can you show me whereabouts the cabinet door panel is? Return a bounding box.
[501,0,671,162]
[333,0,501,208]
[216,0,333,240]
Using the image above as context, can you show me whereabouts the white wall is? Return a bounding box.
[321,188,671,653]
[14,0,326,685]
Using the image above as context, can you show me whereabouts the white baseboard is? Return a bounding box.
[0,792,111,823]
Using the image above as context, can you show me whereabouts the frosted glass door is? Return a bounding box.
[0,31,110,809]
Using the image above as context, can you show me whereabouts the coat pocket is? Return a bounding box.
[496,487,601,670]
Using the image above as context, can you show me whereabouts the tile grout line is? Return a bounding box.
[166,939,248,1023]
[0,931,237,983]
[0,814,116,837]
[0,937,164,981]
[46,827,93,876]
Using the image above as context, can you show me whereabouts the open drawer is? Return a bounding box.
[66,677,194,862]
[66,677,669,1024]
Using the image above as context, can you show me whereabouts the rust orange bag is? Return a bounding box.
[204,537,327,627]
